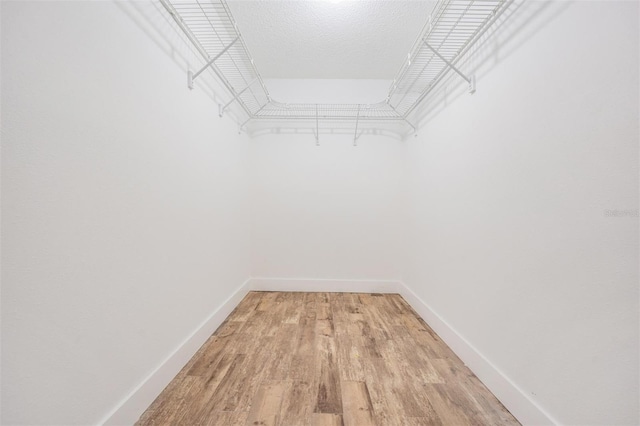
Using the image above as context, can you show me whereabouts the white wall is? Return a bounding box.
[251,132,404,283]
[1,1,251,425]
[403,1,639,424]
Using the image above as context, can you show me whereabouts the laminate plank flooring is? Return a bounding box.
[136,292,519,426]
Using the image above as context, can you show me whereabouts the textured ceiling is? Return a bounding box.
[226,0,436,79]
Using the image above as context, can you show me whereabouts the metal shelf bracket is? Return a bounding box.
[315,104,320,146]
[353,105,361,147]
[188,36,239,90]
[423,41,475,94]
[219,78,258,117]
[469,75,476,94]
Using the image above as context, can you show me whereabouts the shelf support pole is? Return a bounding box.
[423,41,476,93]
[219,79,258,117]
[188,36,239,90]
[353,104,361,147]
[315,104,319,146]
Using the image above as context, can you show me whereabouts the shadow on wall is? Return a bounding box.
[114,0,247,127]
[410,0,573,130]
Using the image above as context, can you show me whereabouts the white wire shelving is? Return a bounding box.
[160,0,270,120]
[388,0,507,117]
[160,0,510,138]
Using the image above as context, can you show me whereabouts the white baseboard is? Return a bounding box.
[100,278,252,426]
[397,282,558,426]
[249,277,403,293]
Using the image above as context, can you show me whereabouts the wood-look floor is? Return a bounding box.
[137,292,519,426]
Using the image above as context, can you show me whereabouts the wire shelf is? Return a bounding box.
[388,0,508,117]
[161,0,510,135]
[161,0,270,117]
[256,102,401,121]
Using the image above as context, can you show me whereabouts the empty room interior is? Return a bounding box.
[1,0,639,425]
